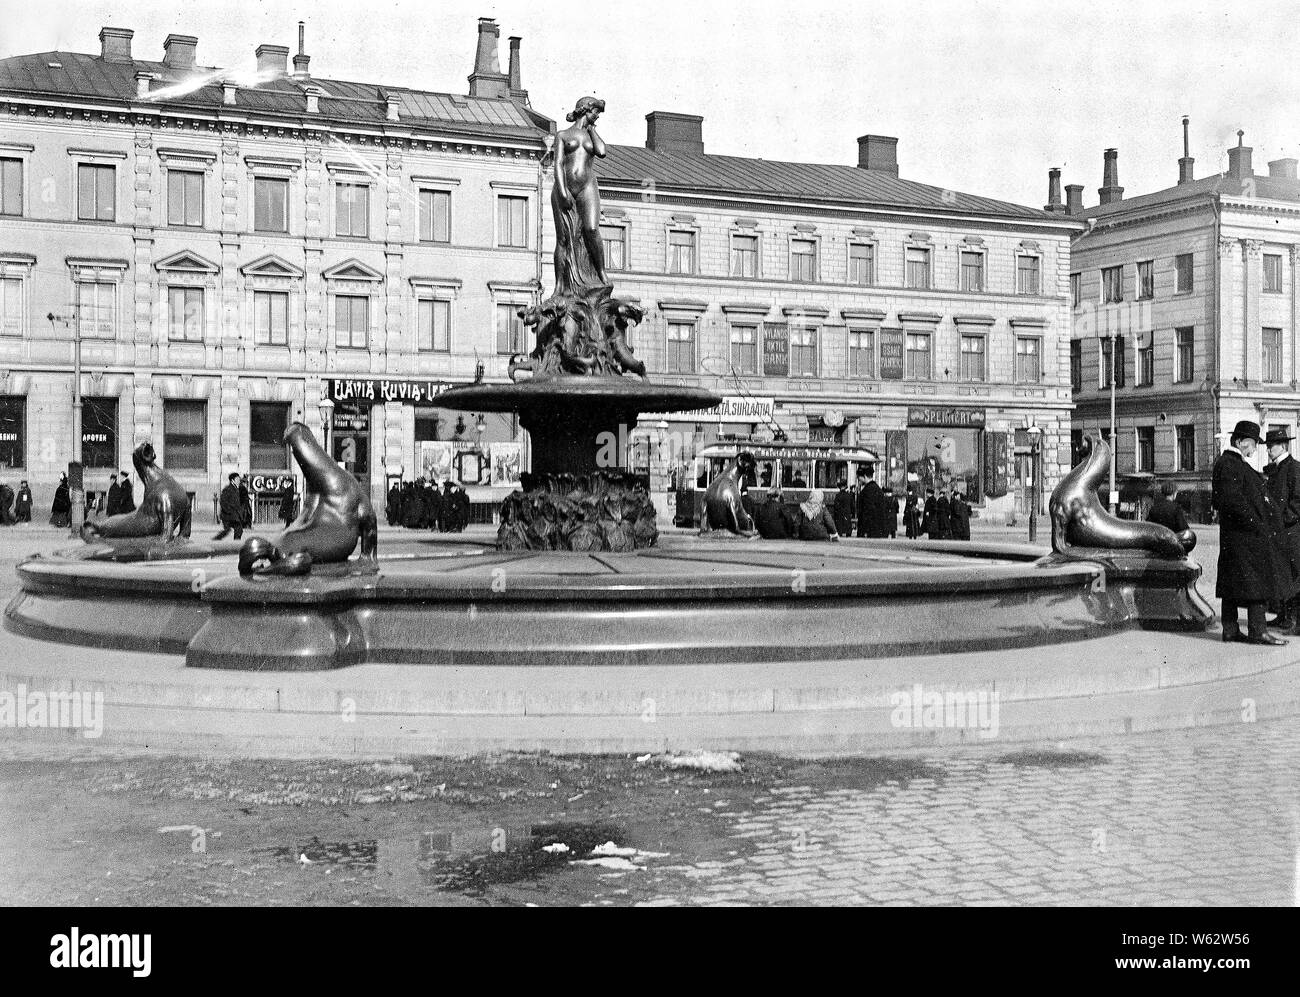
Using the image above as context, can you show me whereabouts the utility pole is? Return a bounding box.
[48,309,84,537]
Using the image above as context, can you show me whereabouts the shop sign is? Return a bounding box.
[327,378,446,404]
[908,406,986,428]
[808,425,844,443]
[763,323,789,376]
[879,329,904,380]
[250,474,295,493]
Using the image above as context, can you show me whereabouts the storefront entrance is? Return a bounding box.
[331,399,371,489]
[893,406,987,501]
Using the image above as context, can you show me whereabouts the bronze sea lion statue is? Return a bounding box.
[81,442,191,542]
[239,422,378,576]
[1049,434,1194,559]
[702,452,758,536]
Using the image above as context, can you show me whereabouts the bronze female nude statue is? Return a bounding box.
[552,96,609,296]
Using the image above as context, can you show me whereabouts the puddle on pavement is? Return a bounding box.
[783,756,948,791]
[994,749,1108,769]
[257,820,641,894]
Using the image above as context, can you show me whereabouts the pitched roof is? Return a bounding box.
[1084,171,1300,218]
[595,144,1058,221]
[0,50,548,141]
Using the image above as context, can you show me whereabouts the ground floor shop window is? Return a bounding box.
[906,427,981,500]
[81,396,117,469]
[0,395,24,469]
[331,399,370,480]
[250,402,290,470]
[163,399,207,470]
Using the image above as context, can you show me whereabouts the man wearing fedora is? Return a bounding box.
[1212,420,1288,645]
[1264,427,1300,631]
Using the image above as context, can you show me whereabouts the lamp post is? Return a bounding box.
[318,396,335,462]
[1108,319,1118,515]
[1027,424,1043,544]
[48,310,83,537]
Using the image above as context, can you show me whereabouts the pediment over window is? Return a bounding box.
[241,254,304,278]
[155,250,219,274]
[323,258,384,281]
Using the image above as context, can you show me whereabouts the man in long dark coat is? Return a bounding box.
[1146,481,1189,535]
[1212,420,1287,644]
[832,479,855,537]
[118,470,135,513]
[1263,428,1300,632]
[921,489,937,537]
[950,491,970,541]
[14,480,31,522]
[105,472,121,516]
[855,468,887,538]
[935,491,953,540]
[884,490,899,538]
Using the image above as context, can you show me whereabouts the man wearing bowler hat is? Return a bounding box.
[1212,420,1287,644]
[1263,427,1300,631]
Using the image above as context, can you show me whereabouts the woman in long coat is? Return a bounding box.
[1212,421,1289,643]
[50,474,71,527]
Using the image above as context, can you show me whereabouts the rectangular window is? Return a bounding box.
[731,234,758,277]
[1100,336,1126,387]
[1,158,23,216]
[81,396,117,469]
[1136,426,1155,472]
[254,177,289,233]
[166,170,203,227]
[1015,337,1041,383]
[1071,272,1081,308]
[418,189,450,244]
[1137,339,1154,386]
[253,290,288,346]
[76,281,115,339]
[1264,253,1283,293]
[335,182,369,238]
[418,298,451,352]
[905,246,931,289]
[1,277,21,336]
[0,395,25,468]
[790,239,817,282]
[1017,256,1042,295]
[960,251,984,292]
[669,230,697,274]
[497,195,527,248]
[495,303,525,355]
[250,401,290,471]
[904,332,932,379]
[959,335,986,381]
[666,321,696,373]
[600,224,626,270]
[167,286,203,342]
[849,243,875,285]
[1175,326,1194,383]
[334,295,369,349]
[729,324,758,375]
[1177,424,1196,472]
[1263,326,1283,383]
[1102,265,1124,303]
[1175,253,1193,293]
[848,330,875,378]
[77,164,115,222]
[790,327,818,376]
[162,399,206,470]
[1137,260,1154,300]
[1070,340,1082,393]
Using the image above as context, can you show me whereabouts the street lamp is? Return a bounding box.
[48,310,83,537]
[1026,424,1043,544]
[317,396,335,461]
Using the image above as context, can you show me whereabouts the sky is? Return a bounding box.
[2,0,1298,209]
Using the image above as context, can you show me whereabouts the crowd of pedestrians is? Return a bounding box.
[386,479,471,532]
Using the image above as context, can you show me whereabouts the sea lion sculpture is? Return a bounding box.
[702,452,758,537]
[1049,434,1195,559]
[238,422,378,576]
[81,442,191,542]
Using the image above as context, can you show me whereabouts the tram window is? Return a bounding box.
[783,460,812,488]
[759,462,775,488]
[816,461,847,489]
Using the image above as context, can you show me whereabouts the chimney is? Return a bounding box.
[507,36,528,104]
[304,85,322,114]
[1044,167,1065,212]
[467,17,509,99]
[293,21,311,79]
[1178,115,1195,185]
[134,70,152,98]
[1227,130,1253,179]
[384,91,401,122]
[256,44,289,76]
[1098,148,1123,204]
[1269,158,1298,181]
[162,34,198,70]
[222,81,236,106]
[646,111,704,156]
[99,27,133,64]
[1065,183,1085,216]
[857,135,899,175]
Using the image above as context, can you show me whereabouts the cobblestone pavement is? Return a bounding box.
[1,716,1293,906]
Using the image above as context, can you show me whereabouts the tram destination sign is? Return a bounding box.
[327,378,447,404]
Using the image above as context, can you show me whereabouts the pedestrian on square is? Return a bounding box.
[885,490,899,538]
[1146,480,1189,534]
[213,473,245,541]
[49,473,70,528]
[754,487,796,540]
[796,489,840,541]
[0,481,14,525]
[386,480,401,527]
[117,470,135,513]
[105,472,121,516]
[1263,428,1300,631]
[1211,420,1288,645]
[238,475,252,529]
[856,467,887,538]
[453,481,471,532]
[14,479,31,523]
[278,483,297,530]
[832,478,855,537]
[904,490,921,539]
[951,491,971,541]
[921,489,937,537]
